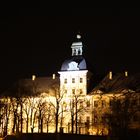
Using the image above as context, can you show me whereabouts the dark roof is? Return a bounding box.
[91,72,140,94]
[1,76,59,97]
[61,56,87,71]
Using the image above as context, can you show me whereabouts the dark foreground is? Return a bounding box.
[3,133,140,140]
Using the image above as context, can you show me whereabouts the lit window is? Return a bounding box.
[79,89,83,94]
[80,78,83,83]
[64,79,67,84]
[72,89,75,94]
[72,78,75,83]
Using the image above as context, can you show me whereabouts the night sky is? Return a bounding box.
[0,7,140,91]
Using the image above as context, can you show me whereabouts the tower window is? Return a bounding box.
[78,49,81,55]
[80,78,83,83]
[72,78,75,83]
[72,89,75,94]
[74,49,76,55]
[64,79,67,84]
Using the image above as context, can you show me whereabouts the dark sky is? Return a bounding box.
[0,7,140,91]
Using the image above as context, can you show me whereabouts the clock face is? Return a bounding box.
[67,61,79,70]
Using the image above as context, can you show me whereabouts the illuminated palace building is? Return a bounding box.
[0,35,140,136]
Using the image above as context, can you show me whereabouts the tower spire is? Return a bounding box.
[71,34,83,56]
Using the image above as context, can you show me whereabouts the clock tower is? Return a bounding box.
[58,34,88,97]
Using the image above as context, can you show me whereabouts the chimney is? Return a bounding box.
[125,71,128,77]
[32,75,36,81]
[109,71,112,80]
[52,74,56,79]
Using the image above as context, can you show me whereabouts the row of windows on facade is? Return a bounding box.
[94,99,140,108]
[64,90,122,108]
[76,113,139,125]
[64,78,83,84]
[63,98,130,109]
[64,89,83,94]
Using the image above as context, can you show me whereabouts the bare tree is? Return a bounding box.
[69,93,88,134]
[44,103,53,133]
[104,90,140,137]
[29,96,38,133]
[0,97,12,136]
[10,97,20,134]
[92,94,107,135]
[36,96,47,133]
[48,84,65,133]
[23,97,30,133]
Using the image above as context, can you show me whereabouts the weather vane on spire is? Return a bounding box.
[76,30,82,39]
[76,34,81,39]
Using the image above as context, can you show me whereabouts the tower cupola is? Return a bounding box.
[71,34,83,56]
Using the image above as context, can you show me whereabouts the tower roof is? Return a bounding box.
[61,56,87,71]
[61,34,87,71]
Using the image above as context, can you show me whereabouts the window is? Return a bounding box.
[72,89,75,94]
[94,116,97,124]
[131,99,137,106]
[79,116,82,123]
[94,100,98,107]
[87,100,90,107]
[80,101,83,108]
[102,100,106,107]
[80,78,83,83]
[86,116,90,123]
[63,102,67,110]
[64,90,67,94]
[79,89,83,94]
[72,78,75,83]
[64,79,67,84]
[133,114,139,122]
[109,100,113,106]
